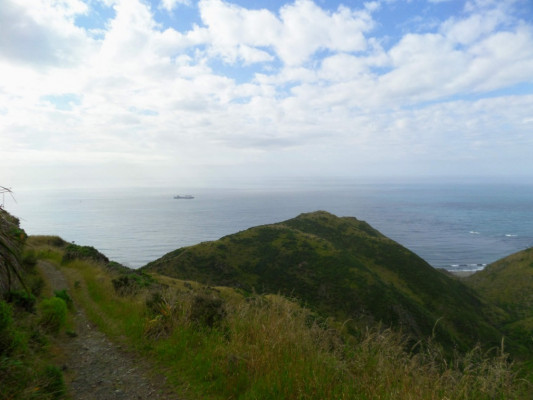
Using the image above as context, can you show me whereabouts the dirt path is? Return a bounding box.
[38,261,181,400]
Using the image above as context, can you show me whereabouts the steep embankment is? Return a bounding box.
[466,247,533,355]
[144,211,503,351]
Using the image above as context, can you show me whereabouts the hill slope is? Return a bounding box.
[19,232,530,400]
[143,211,503,351]
[466,247,533,354]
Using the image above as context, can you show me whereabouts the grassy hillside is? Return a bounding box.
[1,208,28,295]
[2,206,531,399]
[143,211,505,352]
[1,211,70,400]
[465,247,533,355]
[20,234,532,400]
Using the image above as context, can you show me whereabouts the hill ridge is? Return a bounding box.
[143,210,504,352]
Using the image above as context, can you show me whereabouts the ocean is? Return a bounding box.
[6,181,533,272]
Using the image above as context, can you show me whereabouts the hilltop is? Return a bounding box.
[143,211,504,352]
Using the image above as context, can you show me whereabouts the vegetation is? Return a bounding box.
[0,208,28,295]
[39,297,68,333]
[112,271,155,296]
[143,211,506,353]
[2,208,533,399]
[0,214,71,399]
[23,229,533,399]
[465,247,533,356]
[62,242,109,264]
[53,289,74,310]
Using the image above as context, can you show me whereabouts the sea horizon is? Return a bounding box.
[5,179,533,272]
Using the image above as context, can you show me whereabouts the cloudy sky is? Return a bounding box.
[1,0,533,189]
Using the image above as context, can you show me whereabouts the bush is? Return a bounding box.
[0,300,14,355]
[107,261,131,273]
[189,293,226,328]
[146,292,165,315]
[112,273,154,296]
[0,357,28,398]
[22,249,37,270]
[41,365,66,399]
[39,297,67,333]
[4,290,36,312]
[62,243,109,264]
[144,292,175,339]
[54,289,74,310]
[30,276,45,297]
[0,300,12,331]
[112,275,139,296]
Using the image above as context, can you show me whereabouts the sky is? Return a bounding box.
[1,0,533,189]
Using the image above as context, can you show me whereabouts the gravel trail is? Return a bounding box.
[38,261,181,400]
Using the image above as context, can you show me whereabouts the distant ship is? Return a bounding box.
[174,195,194,199]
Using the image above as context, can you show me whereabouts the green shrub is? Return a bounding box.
[54,289,74,310]
[39,297,67,333]
[30,325,49,347]
[30,276,45,297]
[189,293,226,328]
[112,273,154,296]
[41,365,66,399]
[0,356,29,397]
[0,300,14,355]
[112,275,139,296]
[50,236,67,247]
[21,249,37,270]
[0,300,12,331]
[144,292,175,339]
[62,243,109,264]
[107,261,131,273]
[0,301,26,356]
[4,290,36,312]
[146,292,165,315]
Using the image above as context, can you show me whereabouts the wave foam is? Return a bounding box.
[447,263,487,271]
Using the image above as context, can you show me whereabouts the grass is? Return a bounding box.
[0,288,71,400]
[39,297,68,334]
[48,247,532,399]
[465,247,533,356]
[3,228,530,399]
[0,218,72,400]
[143,211,507,354]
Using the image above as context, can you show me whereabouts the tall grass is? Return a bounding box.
[61,258,147,346]
[1,288,70,399]
[56,256,531,400]
[0,228,75,399]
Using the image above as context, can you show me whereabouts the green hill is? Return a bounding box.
[465,247,533,354]
[143,211,504,352]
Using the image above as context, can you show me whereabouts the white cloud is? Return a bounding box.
[464,26,533,91]
[198,0,374,66]
[1,0,532,189]
[275,1,373,65]
[198,0,280,63]
[160,0,190,12]
[0,0,92,67]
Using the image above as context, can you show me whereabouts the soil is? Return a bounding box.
[38,261,182,400]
